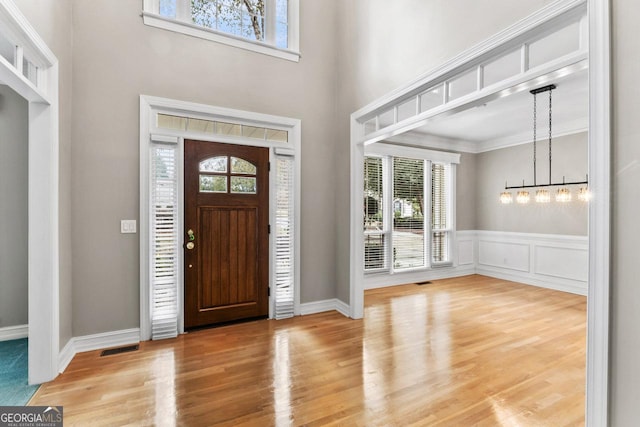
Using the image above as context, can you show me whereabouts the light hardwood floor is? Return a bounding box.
[30,275,586,426]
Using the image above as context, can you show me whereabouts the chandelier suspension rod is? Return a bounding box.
[505,179,588,190]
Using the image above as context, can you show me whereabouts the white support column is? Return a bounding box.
[28,64,59,384]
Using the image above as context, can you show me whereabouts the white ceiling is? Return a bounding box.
[398,68,588,153]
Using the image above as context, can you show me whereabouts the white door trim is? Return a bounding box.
[0,0,60,384]
[139,95,301,340]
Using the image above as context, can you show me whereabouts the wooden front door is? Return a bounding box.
[184,140,269,328]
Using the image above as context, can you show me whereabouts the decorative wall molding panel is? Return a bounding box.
[364,230,588,296]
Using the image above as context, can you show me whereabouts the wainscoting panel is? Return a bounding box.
[478,240,530,272]
[362,230,588,296]
[475,231,588,295]
[535,245,588,282]
[457,238,475,266]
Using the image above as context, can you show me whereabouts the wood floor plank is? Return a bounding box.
[30,275,585,426]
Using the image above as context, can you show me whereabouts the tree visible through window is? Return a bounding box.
[158,0,289,49]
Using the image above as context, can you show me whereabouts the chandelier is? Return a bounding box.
[500,84,590,204]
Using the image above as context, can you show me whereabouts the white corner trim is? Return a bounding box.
[334,299,350,318]
[0,324,28,341]
[57,339,74,373]
[58,328,141,373]
[300,299,349,317]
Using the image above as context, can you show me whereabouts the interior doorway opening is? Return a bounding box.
[349,0,610,424]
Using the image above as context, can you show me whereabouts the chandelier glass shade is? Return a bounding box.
[516,191,530,204]
[500,191,513,204]
[535,189,551,203]
[578,187,591,202]
[556,187,572,203]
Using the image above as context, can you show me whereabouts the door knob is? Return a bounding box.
[185,241,195,250]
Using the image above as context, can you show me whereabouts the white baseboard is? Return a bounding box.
[58,328,141,373]
[300,299,350,318]
[0,324,28,341]
[73,328,140,354]
[476,267,587,296]
[364,265,476,290]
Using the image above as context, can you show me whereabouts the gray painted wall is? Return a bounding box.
[456,152,477,231]
[476,132,588,235]
[67,0,339,336]
[611,1,640,424]
[0,85,28,328]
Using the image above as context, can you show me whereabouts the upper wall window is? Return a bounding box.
[143,0,300,62]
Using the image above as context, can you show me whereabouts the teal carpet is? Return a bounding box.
[0,338,39,406]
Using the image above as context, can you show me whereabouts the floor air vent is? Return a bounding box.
[100,344,139,357]
[416,281,432,286]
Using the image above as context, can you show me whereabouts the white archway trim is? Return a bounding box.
[0,0,60,385]
[350,0,610,425]
[586,0,611,424]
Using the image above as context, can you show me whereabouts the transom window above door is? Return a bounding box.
[142,0,300,62]
[199,155,258,194]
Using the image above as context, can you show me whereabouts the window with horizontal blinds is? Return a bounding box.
[150,145,179,340]
[274,155,295,319]
[393,157,425,269]
[431,163,450,263]
[364,157,385,270]
[363,152,456,274]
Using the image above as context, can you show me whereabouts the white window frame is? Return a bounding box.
[430,161,455,268]
[139,95,301,340]
[142,0,300,62]
[363,145,459,275]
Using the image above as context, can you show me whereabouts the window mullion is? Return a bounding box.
[265,0,277,45]
[425,160,433,268]
[176,0,191,22]
[383,156,393,271]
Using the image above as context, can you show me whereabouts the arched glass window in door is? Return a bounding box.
[199,156,257,194]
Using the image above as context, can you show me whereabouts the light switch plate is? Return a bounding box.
[121,220,137,234]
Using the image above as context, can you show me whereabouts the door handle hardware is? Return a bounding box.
[185,241,195,250]
[187,229,195,241]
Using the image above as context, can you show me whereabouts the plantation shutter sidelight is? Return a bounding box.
[150,144,179,340]
[274,155,295,319]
